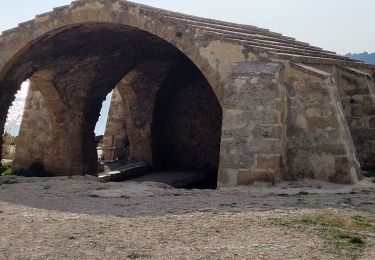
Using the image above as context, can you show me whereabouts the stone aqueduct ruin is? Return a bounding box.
[1,0,375,186]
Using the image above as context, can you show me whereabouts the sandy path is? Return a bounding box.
[0,176,374,259]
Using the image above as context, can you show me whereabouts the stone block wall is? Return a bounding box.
[218,62,286,186]
[284,63,359,184]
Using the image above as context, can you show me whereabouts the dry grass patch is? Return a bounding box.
[269,211,375,259]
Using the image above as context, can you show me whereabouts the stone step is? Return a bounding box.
[225,34,331,54]
[248,44,349,61]
[125,0,365,64]
[131,0,361,61]
[53,4,71,12]
[98,162,149,182]
[341,66,373,77]
[127,1,288,38]
[191,25,332,54]
[165,15,283,38]
[241,42,349,61]
[198,30,351,61]
[272,52,361,64]
[201,31,332,57]
[168,16,284,37]
[164,15,306,45]
[211,34,345,60]
[127,171,216,189]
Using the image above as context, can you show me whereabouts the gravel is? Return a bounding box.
[0,175,374,259]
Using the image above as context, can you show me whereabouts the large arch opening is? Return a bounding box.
[0,23,223,187]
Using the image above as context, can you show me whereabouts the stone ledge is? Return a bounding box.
[341,66,372,78]
[256,154,282,170]
[98,162,148,182]
[274,53,367,68]
[291,63,332,79]
[238,169,278,185]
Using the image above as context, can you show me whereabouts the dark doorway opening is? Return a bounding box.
[151,60,222,189]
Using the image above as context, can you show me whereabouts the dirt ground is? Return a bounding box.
[0,175,374,260]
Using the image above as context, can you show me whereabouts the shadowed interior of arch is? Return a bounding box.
[1,23,223,188]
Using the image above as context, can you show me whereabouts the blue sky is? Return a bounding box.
[2,1,374,135]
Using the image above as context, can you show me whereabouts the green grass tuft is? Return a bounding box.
[1,165,12,176]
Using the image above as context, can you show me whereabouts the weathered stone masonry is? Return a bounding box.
[13,77,54,169]
[1,0,375,186]
[334,67,375,170]
[219,62,285,185]
[285,64,359,184]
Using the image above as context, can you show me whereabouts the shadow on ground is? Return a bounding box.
[0,176,374,218]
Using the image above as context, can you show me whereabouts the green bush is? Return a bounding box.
[13,162,53,177]
[1,164,12,175]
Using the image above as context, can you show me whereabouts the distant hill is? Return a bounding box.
[346,52,375,65]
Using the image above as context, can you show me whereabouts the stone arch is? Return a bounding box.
[100,58,223,182]
[12,70,74,175]
[0,1,224,176]
[115,61,175,165]
[0,0,223,100]
[1,0,365,186]
[99,60,176,165]
[26,70,65,138]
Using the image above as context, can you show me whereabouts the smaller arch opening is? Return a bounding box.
[1,81,29,164]
[96,89,129,164]
[95,91,113,161]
